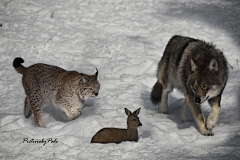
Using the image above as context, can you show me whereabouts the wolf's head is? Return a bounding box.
[187,58,224,104]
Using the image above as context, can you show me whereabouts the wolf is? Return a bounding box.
[151,35,228,136]
[13,57,100,127]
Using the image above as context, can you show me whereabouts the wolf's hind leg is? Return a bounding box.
[24,97,32,118]
[206,96,221,130]
[181,99,192,122]
[159,86,172,114]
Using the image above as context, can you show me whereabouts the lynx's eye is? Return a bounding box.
[90,88,93,91]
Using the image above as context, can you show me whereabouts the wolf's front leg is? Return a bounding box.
[186,94,214,136]
[206,96,221,130]
[181,99,192,122]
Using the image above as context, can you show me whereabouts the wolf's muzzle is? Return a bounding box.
[195,97,201,104]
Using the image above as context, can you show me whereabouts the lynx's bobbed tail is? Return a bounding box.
[150,81,162,105]
[13,57,26,74]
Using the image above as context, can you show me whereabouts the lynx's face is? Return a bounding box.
[79,70,100,100]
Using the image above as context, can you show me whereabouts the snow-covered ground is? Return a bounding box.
[1,0,240,159]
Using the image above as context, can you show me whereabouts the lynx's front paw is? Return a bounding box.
[68,110,81,120]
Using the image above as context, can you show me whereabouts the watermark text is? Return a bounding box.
[23,138,58,146]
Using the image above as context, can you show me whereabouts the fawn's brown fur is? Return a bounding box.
[91,108,142,144]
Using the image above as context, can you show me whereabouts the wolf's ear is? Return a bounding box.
[80,75,86,84]
[125,108,132,116]
[191,59,197,72]
[133,108,141,115]
[209,59,218,71]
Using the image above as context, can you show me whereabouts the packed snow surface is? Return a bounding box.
[0,0,240,159]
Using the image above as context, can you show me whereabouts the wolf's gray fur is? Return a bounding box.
[151,35,228,136]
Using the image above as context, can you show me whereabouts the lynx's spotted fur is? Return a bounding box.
[13,57,100,127]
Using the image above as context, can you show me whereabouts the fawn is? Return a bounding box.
[91,108,142,144]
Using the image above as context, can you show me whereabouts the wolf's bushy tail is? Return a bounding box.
[13,57,26,74]
[151,81,162,105]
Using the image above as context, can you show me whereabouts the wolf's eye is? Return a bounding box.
[202,84,208,89]
[193,84,197,90]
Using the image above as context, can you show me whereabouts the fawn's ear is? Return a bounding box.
[133,108,141,115]
[125,108,132,116]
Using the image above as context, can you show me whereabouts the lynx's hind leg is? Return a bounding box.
[24,97,32,118]
[28,95,44,127]
[23,80,45,127]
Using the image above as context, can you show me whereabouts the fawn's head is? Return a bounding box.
[125,108,142,129]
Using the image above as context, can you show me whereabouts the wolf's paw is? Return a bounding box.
[202,130,214,136]
[206,121,215,130]
[182,118,193,123]
[159,107,168,114]
[159,110,167,114]
[206,123,215,130]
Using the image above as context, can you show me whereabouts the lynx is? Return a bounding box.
[13,57,100,127]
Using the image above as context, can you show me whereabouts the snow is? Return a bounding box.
[0,0,240,159]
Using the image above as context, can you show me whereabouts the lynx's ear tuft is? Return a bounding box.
[94,68,98,78]
[209,59,218,71]
[191,58,197,72]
